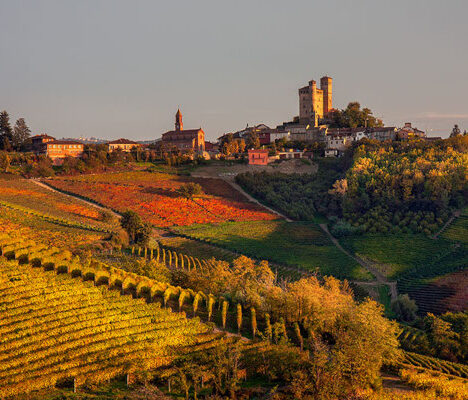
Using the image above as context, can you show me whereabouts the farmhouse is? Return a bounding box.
[107,138,141,152]
[40,140,84,164]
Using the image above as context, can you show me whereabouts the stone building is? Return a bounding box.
[161,109,205,154]
[299,76,333,126]
[107,138,141,152]
[366,127,398,141]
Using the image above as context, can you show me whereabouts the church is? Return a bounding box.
[161,109,205,154]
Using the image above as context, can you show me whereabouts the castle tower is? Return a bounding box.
[175,108,183,131]
[310,80,317,116]
[320,76,333,115]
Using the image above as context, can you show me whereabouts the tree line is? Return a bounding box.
[0,110,31,151]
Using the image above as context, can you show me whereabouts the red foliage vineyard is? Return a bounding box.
[46,172,277,227]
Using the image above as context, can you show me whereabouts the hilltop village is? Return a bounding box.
[2,76,460,168]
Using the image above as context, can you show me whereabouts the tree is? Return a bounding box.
[450,124,462,137]
[121,211,142,243]
[391,294,418,322]
[245,131,260,149]
[120,210,151,246]
[176,182,203,200]
[0,111,13,151]
[134,222,152,247]
[0,151,10,172]
[12,118,31,151]
[251,307,257,337]
[236,303,243,334]
[325,102,383,128]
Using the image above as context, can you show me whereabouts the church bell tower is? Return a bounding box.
[175,109,183,131]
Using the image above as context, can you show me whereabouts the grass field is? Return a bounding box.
[174,221,371,280]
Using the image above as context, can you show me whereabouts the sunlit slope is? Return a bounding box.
[0,258,217,398]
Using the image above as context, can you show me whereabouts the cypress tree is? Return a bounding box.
[12,118,31,151]
[251,307,257,337]
[193,292,202,316]
[294,322,303,350]
[265,313,272,342]
[0,111,13,151]
[236,303,243,334]
[207,294,215,322]
[163,287,172,308]
[221,300,229,329]
[178,290,187,312]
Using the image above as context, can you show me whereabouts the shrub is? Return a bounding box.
[176,182,203,200]
[392,294,418,322]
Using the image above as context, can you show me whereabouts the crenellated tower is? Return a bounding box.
[298,76,333,126]
[320,76,332,115]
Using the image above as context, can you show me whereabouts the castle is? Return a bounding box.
[298,76,333,126]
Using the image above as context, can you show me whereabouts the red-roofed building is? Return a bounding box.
[161,109,205,154]
[248,149,269,165]
[32,134,56,153]
[107,138,141,152]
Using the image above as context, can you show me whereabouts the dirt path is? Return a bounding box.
[30,179,121,219]
[319,223,398,300]
[432,210,461,239]
[191,174,292,222]
[225,179,293,222]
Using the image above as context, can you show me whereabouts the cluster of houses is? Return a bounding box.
[31,76,438,165]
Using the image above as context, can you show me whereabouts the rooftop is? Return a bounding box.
[108,138,139,144]
[46,140,83,145]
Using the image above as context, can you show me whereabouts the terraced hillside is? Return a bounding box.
[0,258,220,398]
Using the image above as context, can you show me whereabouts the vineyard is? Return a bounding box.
[1,230,467,399]
[443,207,468,245]
[45,171,277,227]
[0,178,112,231]
[0,233,242,398]
[340,232,467,314]
[173,220,372,280]
[0,208,105,250]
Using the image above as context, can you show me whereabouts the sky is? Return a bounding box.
[1,0,467,141]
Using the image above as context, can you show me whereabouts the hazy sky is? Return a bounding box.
[1,0,467,141]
